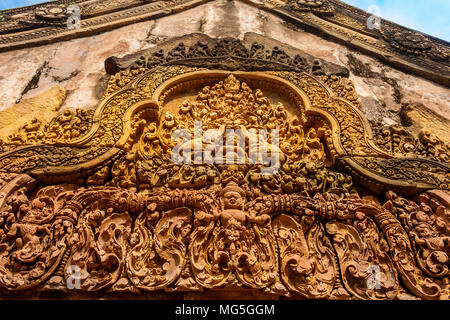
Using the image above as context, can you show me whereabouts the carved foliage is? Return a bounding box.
[118,39,315,76]
[0,177,448,300]
[371,124,450,164]
[0,37,448,301]
[0,108,94,147]
[274,215,337,298]
[353,157,450,190]
[127,208,191,291]
[377,202,443,300]
[65,207,132,291]
[385,192,449,279]
[107,74,354,195]
[320,75,361,108]
[326,219,398,300]
[0,178,76,290]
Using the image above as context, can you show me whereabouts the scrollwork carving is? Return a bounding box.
[127,208,192,291]
[274,214,337,298]
[0,175,446,299]
[0,34,448,299]
[65,208,132,291]
[0,176,76,290]
[385,191,449,280]
[326,219,398,300]
[371,124,450,164]
[0,108,94,147]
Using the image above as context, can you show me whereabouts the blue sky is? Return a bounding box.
[0,0,449,42]
[343,0,450,41]
[0,0,47,10]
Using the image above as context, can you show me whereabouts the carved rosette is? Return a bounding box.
[380,27,450,64]
[285,0,335,16]
[35,5,69,22]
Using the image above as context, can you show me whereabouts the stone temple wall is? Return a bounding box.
[0,0,448,143]
[0,0,448,300]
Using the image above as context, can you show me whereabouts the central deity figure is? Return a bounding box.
[217,182,270,243]
[219,182,247,243]
[188,182,277,289]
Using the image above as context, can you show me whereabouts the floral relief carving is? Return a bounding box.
[0,175,447,299]
[0,108,94,147]
[371,124,450,164]
[0,177,76,290]
[274,214,337,298]
[285,0,335,16]
[0,35,448,299]
[385,192,449,280]
[326,219,398,300]
[380,27,450,64]
[127,207,192,291]
[35,4,70,22]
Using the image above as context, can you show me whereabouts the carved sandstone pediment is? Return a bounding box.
[0,35,448,300]
[0,0,448,85]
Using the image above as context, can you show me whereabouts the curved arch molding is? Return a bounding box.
[0,36,448,194]
[0,35,448,300]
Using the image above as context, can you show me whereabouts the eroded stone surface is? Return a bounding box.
[0,0,448,137]
[0,44,57,111]
[0,85,66,140]
[0,0,448,302]
[400,102,450,144]
[0,69,447,299]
